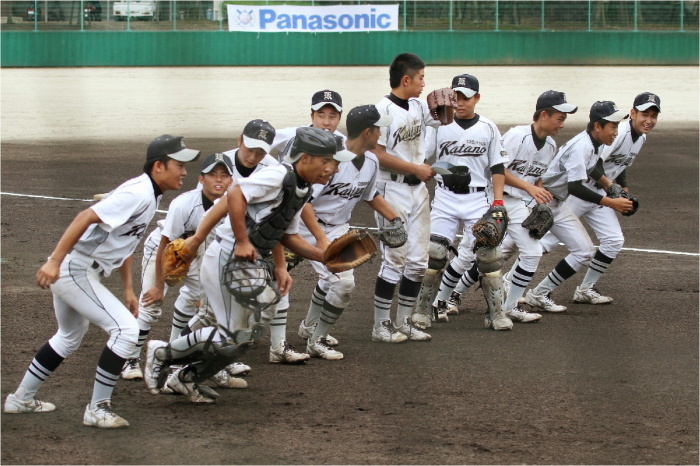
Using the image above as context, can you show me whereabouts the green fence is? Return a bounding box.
[3,1,698,32]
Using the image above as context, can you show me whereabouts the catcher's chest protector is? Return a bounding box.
[247,165,312,254]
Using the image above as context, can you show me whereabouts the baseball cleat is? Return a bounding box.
[432,300,450,323]
[209,370,248,389]
[371,320,408,343]
[120,357,143,380]
[505,304,542,323]
[307,337,344,360]
[144,340,168,395]
[573,286,613,305]
[410,311,432,330]
[396,318,432,341]
[446,292,461,315]
[269,340,310,364]
[484,312,514,331]
[298,320,339,346]
[225,362,251,377]
[523,290,567,313]
[83,401,129,428]
[4,393,56,414]
[165,372,216,403]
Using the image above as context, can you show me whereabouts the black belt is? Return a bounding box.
[317,218,339,227]
[390,173,422,186]
[437,181,485,194]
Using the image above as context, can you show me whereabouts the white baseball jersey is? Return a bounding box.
[595,120,646,187]
[143,188,206,254]
[376,95,440,176]
[214,163,304,251]
[501,124,558,199]
[541,130,603,201]
[72,173,160,276]
[427,115,510,189]
[309,152,380,225]
[270,125,346,159]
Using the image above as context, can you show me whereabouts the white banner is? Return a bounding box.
[227,4,399,33]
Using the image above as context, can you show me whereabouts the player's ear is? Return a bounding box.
[198,175,204,184]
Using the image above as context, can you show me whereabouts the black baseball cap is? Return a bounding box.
[333,134,357,162]
[589,101,629,123]
[311,90,343,112]
[242,119,275,153]
[146,135,200,162]
[536,90,578,114]
[633,92,661,112]
[451,74,479,98]
[200,152,234,175]
[346,105,393,136]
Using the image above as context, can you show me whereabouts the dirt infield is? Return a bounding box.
[1,124,698,464]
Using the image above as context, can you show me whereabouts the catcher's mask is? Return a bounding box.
[222,257,281,311]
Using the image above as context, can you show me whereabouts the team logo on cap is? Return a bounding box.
[258,130,268,140]
[647,94,657,103]
[561,92,567,100]
[324,91,333,101]
[215,153,224,162]
[458,78,466,86]
[612,103,619,111]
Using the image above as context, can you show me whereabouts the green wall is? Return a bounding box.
[2,30,697,67]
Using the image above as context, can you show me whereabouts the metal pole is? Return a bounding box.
[127,0,130,31]
[680,0,685,32]
[541,0,545,31]
[403,0,407,31]
[80,0,84,31]
[219,1,223,31]
[633,0,638,31]
[587,0,591,31]
[449,0,453,31]
[34,0,38,31]
[173,0,177,31]
[495,0,499,31]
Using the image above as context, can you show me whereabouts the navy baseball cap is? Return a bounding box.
[242,119,275,153]
[200,152,234,175]
[311,90,343,112]
[147,135,200,162]
[589,101,629,123]
[536,90,578,114]
[346,105,393,136]
[633,92,661,112]
[451,74,479,98]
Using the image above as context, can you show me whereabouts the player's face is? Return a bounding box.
[237,139,268,168]
[597,121,619,146]
[311,106,341,133]
[157,160,188,191]
[364,126,381,150]
[630,108,659,135]
[454,92,479,119]
[540,111,568,137]
[199,165,232,200]
[298,154,340,184]
[405,69,425,98]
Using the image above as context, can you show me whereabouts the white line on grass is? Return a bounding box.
[3,191,698,257]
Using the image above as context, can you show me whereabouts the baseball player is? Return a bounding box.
[537,92,660,304]
[438,90,579,323]
[518,101,634,312]
[371,52,444,343]
[297,104,402,359]
[417,73,513,331]
[4,135,200,428]
[144,127,353,403]
[119,152,250,390]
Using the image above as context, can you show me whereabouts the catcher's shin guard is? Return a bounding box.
[480,272,512,331]
[412,270,441,329]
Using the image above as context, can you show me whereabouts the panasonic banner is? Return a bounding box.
[227,4,399,33]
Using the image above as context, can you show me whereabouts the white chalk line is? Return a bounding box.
[3,191,699,257]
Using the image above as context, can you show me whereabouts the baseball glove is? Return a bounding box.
[521,203,554,239]
[162,238,197,286]
[472,205,509,249]
[427,88,457,125]
[606,183,639,216]
[323,230,378,273]
[377,217,407,248]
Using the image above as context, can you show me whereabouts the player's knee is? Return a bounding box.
[334,275,356,299]
[475,247,503,274]
[137,303,162,326]
[428,234,451,271]
[601,235,624,255]
[517,255,541,273]
[378,264,403,284]
[403,263,425,283]
[48,321,89,358]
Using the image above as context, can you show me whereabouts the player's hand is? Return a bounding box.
[36,259,61,290]
[234,240,257,262]
[527,185,554,204]
[141,285,165,306]
[607,197,634,213]
[124,289,139,317]
[184,236,203,255]
[413,163,435,182]
[275,267,293,297]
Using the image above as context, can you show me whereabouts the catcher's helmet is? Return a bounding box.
[222,258,280,309]
[285,127,337,163]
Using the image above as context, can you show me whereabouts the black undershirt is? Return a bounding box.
[234,151,255,178]
[352,153,365,171]
[146,174,163,201]
[530,124,546,151]
[387,93,409,111]
[201,191,214,211]
[454,114,480,130]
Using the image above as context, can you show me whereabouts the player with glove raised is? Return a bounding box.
[536,92,659,305]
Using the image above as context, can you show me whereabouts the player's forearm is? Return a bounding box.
[271,243,286,269]
[491,173,505,201]
[366,195,399,221]
[48,208,101,265]
[280,234,324,262]
[301,203,326,243]
[228,187,251,245]
[153,235,170,289]
[504,170,535,192]
[119,255,134,294]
